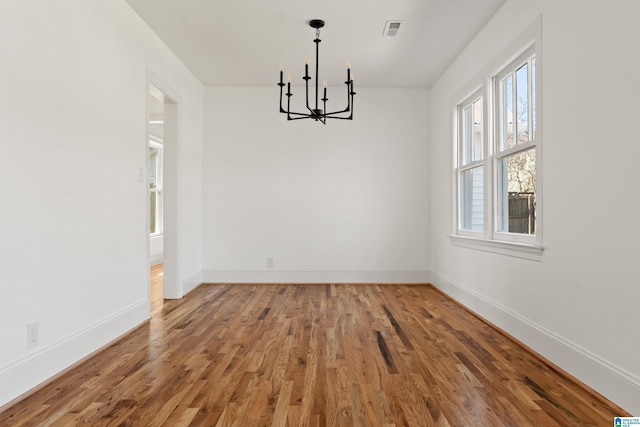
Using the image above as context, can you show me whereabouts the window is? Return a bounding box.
[457,91,485,234]
[453,28,541,257]
[494,48,538,241]
[149,140,163,236]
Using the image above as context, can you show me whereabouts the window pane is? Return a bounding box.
[460,166,484,232]
[531,57,536,140]
[463,105,473,165]
[472,98,483,161]
[462,97,483,165]
[498,148,536,234]
[516,63,529,143]
[502,75,514,150]
[149,147,159,189]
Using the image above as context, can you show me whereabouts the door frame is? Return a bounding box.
[146,70,183,301]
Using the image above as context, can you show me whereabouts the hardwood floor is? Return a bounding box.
[0,281,628,426]
[150,263,164,315]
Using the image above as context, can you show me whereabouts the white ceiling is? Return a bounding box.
[125,0,506,88]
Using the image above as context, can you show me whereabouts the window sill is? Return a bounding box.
[449,234,543,261]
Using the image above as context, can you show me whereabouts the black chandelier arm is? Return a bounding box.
[304,76,313,114]
[278,82,286,113]
[288,88,355,119]
[329,90,354,119]
[323,105,350,116]
[324,110,350,117]
[286,88,293,118]
[323,107,353,117]
[286,105,320,120]
[323,87,354,116]
[283,88,354,120]
[323,79,355,116]
[286,110,315,118]
[287,115,314,121]
[314,37,320,113]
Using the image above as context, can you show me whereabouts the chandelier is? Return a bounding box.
[278,19,355,124]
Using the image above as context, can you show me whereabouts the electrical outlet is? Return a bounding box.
[266,257,274,268]
[27,321,39,349]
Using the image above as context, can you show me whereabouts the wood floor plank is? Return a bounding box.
[0,278,630,426]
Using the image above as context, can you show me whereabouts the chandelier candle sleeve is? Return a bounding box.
[277,19,355,124]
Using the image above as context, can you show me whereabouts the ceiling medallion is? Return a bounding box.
[278,19,355,124]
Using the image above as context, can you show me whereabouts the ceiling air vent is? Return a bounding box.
[383,20,404,37]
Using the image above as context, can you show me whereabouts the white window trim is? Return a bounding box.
[450,16,543,259]
[455,88,487,239]
[450,234,543,260]
[492,47,538,245]
[149,137,163,237]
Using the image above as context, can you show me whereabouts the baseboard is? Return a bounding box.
[201,268,430,284]
[182,270,203,295]
[430,269,640,415]
[0,299,149,409]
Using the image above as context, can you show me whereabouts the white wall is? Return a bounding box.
[202,87,430,283]
[429,0,640,413]
[150,236,163,265]
[0,0,202,407]
[4,0,635,414]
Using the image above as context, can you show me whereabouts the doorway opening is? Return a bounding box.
[148,84,165,311]
[147,78,181,313]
